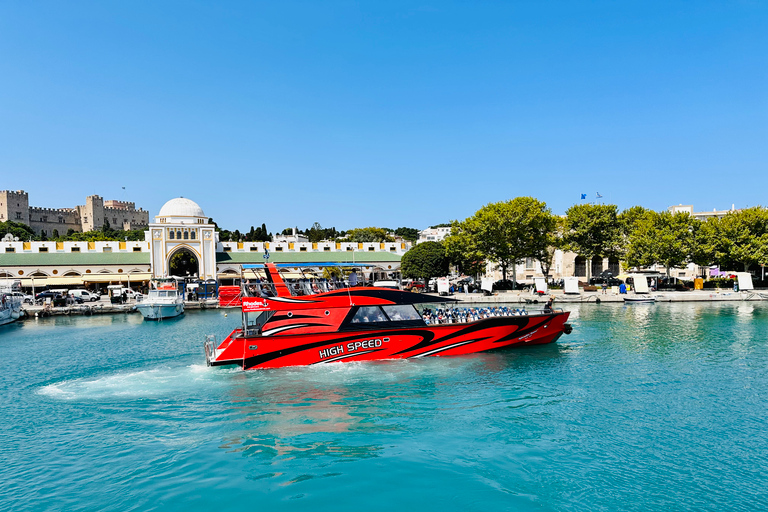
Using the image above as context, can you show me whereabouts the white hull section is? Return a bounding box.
[136,302,184,320]
[0,297,22,326]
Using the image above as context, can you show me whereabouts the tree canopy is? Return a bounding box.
[341,227,394,243]
[563,204,622,279]
[446,197,556,282]
[400,241,448,283]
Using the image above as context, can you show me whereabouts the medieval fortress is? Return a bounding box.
[0,190,149,237]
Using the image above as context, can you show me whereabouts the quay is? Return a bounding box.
[444,289,768,304]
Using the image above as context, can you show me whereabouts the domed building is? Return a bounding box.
[148,197,218,280]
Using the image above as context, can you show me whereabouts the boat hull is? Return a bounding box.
[136,302,184,320]
[207,311,571,370]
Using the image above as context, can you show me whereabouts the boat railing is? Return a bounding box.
[204,334,217,362]
[241,278,352,298]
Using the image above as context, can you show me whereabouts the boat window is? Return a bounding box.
[381,305,421,321]
[350,306,389,323]
[243,310,270,336]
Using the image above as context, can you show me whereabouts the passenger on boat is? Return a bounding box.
[544,296,554,313]
[349,269,358,287]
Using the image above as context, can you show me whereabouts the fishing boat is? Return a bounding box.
[0,280,23,326]
[135,278,184,320]
[205,263,572,370]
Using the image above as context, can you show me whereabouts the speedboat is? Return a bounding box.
[0,280,23,326]
[205,263,572,370]
[135,278,184,320]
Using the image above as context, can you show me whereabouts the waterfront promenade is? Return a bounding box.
[13,288,768,320]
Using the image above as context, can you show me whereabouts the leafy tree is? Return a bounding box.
[401,241,448,284]
[446,197,556,284]
[618,206,654,239]
[444,221,486,276]
[0,220,37,240]
[563,204,622,280]
[342,227,394,243]
[710,207,768,271]
[535,215,564,280]
[394,227,419,242]
[625,211,696,277]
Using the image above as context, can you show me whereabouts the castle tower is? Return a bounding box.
[0,190,30,225]
[79,195,105,231]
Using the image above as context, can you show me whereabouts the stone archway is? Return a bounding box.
[168,246,200,278]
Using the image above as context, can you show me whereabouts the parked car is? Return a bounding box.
[35,290,59,304]
[492,280,524,291]
[401,280,425,292]
[11,291,33,304]
[69,289,99,302]
[588,276,623,287]
[65,294,84,304]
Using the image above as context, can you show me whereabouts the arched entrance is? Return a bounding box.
[168,247,200,278]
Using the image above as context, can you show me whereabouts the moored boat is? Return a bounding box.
[135,278,184,320]
[205,263,572,370]
[0,280,23,326]
[623,296,656,303]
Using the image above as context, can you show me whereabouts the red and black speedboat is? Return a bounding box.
[205,263,572,370]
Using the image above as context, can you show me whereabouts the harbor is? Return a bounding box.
[3,302,767,511]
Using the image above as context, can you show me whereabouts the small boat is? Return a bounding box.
[0,280,23,326]
[205,263,573,370]
[135,278,184,320]
[623,296,656,303]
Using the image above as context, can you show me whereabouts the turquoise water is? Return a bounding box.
[1,304,767,511]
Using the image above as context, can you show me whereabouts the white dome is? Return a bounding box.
[158,197,205,219]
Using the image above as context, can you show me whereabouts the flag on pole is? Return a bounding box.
[596,192,603,198]
[580,194,587,200]
[122,186,126,190]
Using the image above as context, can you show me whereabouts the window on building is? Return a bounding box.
[72,247,81,252]
[299,246,307,252]
[191,231,196,239]
[177,231,182,239]
[525,257,534,269]
[223,246,232,252]
[41,216,48,222]
[368,247,375,251]
[15,212,22,220]
[169,230,175,240]
[113,218,117,224]
[39,247,48,253]
[102,247,112,252]
[324,247,331,252]
[84,216,88,223]
[183,231,189,240]
[347,247,353,251]
[250,246,258,252]
[133,247,142,252]
[275,246,283,252]
[58,217,64,223]
[5,247,15,253]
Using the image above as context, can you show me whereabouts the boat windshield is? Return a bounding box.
[243,310,271,337]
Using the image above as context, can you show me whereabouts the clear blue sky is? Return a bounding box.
[1,1,766,233]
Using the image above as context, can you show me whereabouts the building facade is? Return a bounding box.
[0,197,409,289]
[0,190,149,237]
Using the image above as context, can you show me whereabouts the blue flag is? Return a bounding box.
[596,192,603,198]
[580,194,587,200]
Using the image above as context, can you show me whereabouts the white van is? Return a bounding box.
[69,289,99,302]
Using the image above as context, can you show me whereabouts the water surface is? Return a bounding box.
[1,303,767,511]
